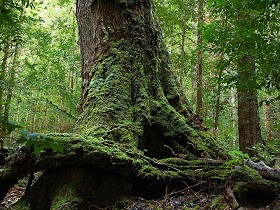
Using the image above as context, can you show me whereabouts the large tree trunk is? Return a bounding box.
[237,55,262,156]
[75,0,196,158]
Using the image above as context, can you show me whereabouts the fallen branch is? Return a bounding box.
[244,159,280,182]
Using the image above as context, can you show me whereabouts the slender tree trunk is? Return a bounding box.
[214,69,222,131]
[263,98,272,141]
[29,97,36,133]
[4,43,20,121]
[237,56,262,156]
[0,42,10,149]
[0,42,10,115]
[42,101,49,131]
[71,69,74,92]
[196,0,204,116]
[214,54,224,133]
[180,12,187,85]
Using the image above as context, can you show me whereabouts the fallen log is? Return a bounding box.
[244,159,280,182]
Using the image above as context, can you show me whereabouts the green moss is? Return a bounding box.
[153,101,191,136]
[159,158,216,167]
[133,159,180,180]
[50,185,83,210]
[49,134,134,162]
[8,200,31,210]
[232,165,271,185]
[211,195,228,210]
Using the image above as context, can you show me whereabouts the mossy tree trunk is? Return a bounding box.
[75,0,198,158]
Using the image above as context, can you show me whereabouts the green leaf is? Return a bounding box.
[34,145,44,157]
[6,120,22,134]
[17,135,28,143]
[51,141,63,153]
[28,133,39,141]
[25,139,34,149]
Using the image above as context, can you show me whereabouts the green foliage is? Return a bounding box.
[17,130,63,157]
[0,0,35,46]
[226,150,249,166]
[211,195,227,210]
[0,115,63,157]
[0,115,22,134]
[205,0,280,94]
[4,0,81,134]
[253,141,280,164]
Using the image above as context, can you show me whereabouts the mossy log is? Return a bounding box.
[1,134,279,209]
[244,159,280,182]
[0,134,221,201]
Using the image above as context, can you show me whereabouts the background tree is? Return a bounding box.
[204,0,280,155]
[0,0,81,148]
[0,0,29,147]
[196,0,204,117]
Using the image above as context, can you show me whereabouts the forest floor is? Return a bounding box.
[1,176,279,210]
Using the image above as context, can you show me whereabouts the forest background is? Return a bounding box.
[0,0,279,161]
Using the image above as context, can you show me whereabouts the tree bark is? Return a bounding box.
[0,42,10,149]
[237,56,262,156]
[214,68,223,132]
[244,159,280,182]
[3,43,20,123]
[0,42,10,115]
[180,12,187,85]
[213,53,224,136]
[75,0,196,157]
[263,98,272,141]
